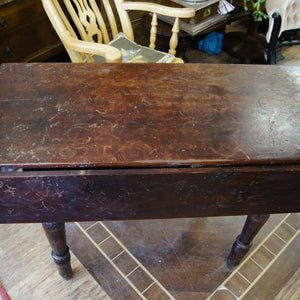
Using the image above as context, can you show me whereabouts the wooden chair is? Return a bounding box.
[41,0,195,63]
[265,0,300,64]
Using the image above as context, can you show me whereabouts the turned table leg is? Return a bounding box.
[42,222,72,279]
[227,214,270,268]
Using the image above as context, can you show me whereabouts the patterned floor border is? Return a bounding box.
[208,213,300,299]
[76,221,175,299]
[75,213,299,299]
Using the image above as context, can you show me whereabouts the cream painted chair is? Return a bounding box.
[265,0,300,64]
[41,0,195,63]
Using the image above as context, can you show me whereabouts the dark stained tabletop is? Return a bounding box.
[0,63,299,168]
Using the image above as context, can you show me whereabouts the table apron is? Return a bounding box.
[0,165,299,223]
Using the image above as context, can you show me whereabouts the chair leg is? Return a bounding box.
[266,13,282,64]
[42,222,72,279]
[226,214,270,269]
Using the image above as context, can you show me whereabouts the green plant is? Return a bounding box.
[244,0,267,21]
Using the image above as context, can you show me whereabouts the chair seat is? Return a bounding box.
[93,33,175,63]
[277,58,300,65]
[278,44,300,65]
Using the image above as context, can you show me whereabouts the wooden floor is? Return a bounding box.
[0,224,111,300]
[0,214,299,299]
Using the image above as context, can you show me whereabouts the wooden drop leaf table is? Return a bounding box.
[0,63,299,279]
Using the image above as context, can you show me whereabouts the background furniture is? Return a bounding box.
[159,0,230,36]
[223,0,267,63]
[265,0,300,64]
[41,0,195,63]
[0,0,63,62]
[1,63,299,279]
[142,0,235,60]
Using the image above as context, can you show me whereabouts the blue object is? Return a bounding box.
[198,32,223,54]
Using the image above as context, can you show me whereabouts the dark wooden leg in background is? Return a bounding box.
[227,214,270,269]
[42,222,72,279]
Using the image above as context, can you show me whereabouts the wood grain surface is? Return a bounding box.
[0,166,300,223]
[0,63,299,223]
[0,63,299,168]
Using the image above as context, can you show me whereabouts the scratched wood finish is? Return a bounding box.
[0,63,299,168]
[0,166,299,223]
[0,63,300,224]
